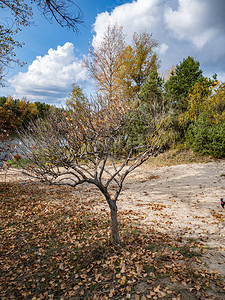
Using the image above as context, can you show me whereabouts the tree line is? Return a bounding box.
[0,97,54,167]
[0,97,53,132]
[72,24,225,159]
[1,23,225,161]
[1,0,224,160]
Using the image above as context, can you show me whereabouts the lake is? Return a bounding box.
[0,136,23,167]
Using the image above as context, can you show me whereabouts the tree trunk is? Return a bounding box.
[110,201,120,244]
[101,187,120,245]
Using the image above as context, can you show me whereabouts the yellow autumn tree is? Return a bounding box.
[181,78,224,125]
[207,82,225,123]
[120,31,159,99]
[184,81,225,158]
[85,24,160,106]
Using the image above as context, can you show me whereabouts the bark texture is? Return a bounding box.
[110,201,120,244]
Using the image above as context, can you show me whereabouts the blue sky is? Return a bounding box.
[1,0,225,105]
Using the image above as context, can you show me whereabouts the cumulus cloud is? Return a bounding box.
[92,0,173,73]
[93,0,163,46]
[92,0,225,77]
[164,0,225,48]
[10,42,89,105]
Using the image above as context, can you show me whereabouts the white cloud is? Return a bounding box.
[164,0,215,48]
[10,42,89,105]
[92,0,173,74]
[157,43,169,55]
[92,0,225,77]
[92,0,162,46]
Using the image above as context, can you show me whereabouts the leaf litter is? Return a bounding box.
[0,180,225,299]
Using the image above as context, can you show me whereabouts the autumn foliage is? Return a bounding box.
[0,18,225,299]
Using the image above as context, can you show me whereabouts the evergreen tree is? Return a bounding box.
[126,71,165,148]
[165,56,203,113]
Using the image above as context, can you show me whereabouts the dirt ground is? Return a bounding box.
[1,160,225,279]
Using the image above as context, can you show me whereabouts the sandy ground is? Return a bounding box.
[68,160,225,277]
[103,161,225,276]
[121,161,225,246]
[1,160,225,276]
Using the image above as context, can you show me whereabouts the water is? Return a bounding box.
[0,136,23,167]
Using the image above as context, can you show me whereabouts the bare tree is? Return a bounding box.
[37,0,83,31]
[84,23,126,102]
[17,96,164,245]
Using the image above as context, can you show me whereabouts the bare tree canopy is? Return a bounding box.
[84,23,126,101]
[0,0,83,30]
[17,93,165,244]
[35,0,83,30]
[0,0,83,85]
[15,24,166,244]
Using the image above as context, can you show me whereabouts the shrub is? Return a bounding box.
[186,117,225,158]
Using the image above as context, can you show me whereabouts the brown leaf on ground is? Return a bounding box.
[0,173,225,299]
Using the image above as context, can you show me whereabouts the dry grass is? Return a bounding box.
[146,149,215,167]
